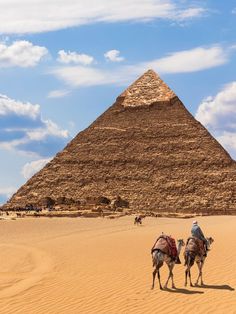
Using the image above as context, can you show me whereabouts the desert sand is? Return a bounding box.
[0,216,235,314]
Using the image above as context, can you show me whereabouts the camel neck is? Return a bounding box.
[177,242,182,256]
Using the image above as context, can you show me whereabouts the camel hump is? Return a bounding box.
[151,235,177,257]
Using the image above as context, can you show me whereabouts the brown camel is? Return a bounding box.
[184,237,214,287]
[134,215,142,225]
[151,239,185,290]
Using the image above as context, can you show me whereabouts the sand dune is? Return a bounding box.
[0,216,235,313]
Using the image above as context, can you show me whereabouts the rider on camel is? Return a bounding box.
[191,221,209,254]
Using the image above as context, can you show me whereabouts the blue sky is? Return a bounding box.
[0,0,236,203]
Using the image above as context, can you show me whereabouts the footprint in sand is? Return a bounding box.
[0,244,52,298]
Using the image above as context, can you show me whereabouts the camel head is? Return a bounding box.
[206,237,214,246]
[177,239,185,247]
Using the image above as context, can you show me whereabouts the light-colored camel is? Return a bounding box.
[184,237,214,287]
[151,239,185,290]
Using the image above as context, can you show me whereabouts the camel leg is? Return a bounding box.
[164,267,171,289]
[152,268,156,289]
[189,268,193,287]
[151,252,163,290]
[185,254,194,287]
[195,261,204,286]
[152,263,163,290]
[200,261,204,285]
[152,268,162,290]
[184,257,189,286]
[170,265,176,289]
[184,254,190,287]
[195,261,201,285]
[185,266,193,287]
[185,268,188,287]
[157,268,162,290]
[164,263,175,289]
[185,258,191,286]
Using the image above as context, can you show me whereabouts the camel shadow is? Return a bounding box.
[196,284,234,291]
[164,287,204,295]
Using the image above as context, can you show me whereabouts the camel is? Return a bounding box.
[184,237,214,287]
[151,239,185,290]
[134,215,142,225]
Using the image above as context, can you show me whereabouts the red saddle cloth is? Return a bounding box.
[152,235,177,258]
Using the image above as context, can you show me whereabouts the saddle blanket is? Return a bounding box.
[185,237,205,256]
[152,235,177,257]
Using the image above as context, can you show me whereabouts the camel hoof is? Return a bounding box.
[190,283,194,287]
[172,285,176,289]
[184,283,187,287]
[160,286,163,290]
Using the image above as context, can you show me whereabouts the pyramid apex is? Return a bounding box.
[145,68,158,75]
[120,69,176,108]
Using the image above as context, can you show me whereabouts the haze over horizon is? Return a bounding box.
[0,0,236,204]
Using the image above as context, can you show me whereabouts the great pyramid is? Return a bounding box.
[3,70,236,214]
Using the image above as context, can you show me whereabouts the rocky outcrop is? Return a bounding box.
[2,70,236,214]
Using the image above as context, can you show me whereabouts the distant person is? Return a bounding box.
[191,220,209,253]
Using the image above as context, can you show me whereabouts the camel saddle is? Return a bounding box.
[151,235,177,258]
[185,237,205,256]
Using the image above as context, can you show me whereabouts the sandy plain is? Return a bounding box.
[0,215,235,314]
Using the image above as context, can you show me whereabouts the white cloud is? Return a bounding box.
[104,50,124,62]
[0,93,70,157]
[196,82,236,159]
[176,7,205,20]
[27,120,69,141]
[0,94,40,119]
[51,45,231,87]
[0,40,48,67]
[0,186,17,198]
[51,66,126,87]
[0,139,28,152]
[232,8,236,14]
[0,0,206,34]
[142,45,228,73]
[48,89,70,98]
[21,157,52,179]
[196,82,236,130]
[216,132,236,159]
[57,50,94,65]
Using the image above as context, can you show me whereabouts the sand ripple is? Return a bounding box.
[0,217,235,313]
[0,244,52,298]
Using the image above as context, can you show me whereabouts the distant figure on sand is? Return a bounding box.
[134,215,142,225]
[151,234,185,289]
